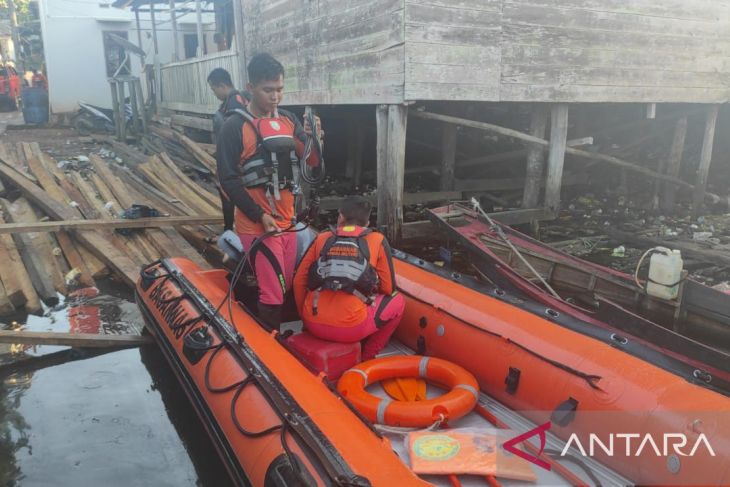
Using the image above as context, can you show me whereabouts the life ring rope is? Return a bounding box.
[337,355,479,428]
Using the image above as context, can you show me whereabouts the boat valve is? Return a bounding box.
[183,326,213,365]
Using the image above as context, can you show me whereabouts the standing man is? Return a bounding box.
[207,67,250,139]
[208,68,250,232]
[216,53,322,330]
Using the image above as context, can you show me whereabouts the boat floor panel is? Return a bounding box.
[356,340,629,486]
[278,323,629,485]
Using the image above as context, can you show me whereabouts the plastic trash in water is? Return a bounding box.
[611,245,626,257]
[693,232,713,242]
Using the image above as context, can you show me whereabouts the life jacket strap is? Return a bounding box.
[312,289,320,316]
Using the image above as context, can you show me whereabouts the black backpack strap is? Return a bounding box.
[356,236,370,262]
[380,235,397,289]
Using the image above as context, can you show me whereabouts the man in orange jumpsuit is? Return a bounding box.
[293,196,405,360]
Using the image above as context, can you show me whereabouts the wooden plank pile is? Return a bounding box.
[0,139,223,317]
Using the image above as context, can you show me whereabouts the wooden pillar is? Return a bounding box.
[109,80,122,141]
[116,81,126,142]
[134,78,147,134]
[522,105,548,209]
[376,105,408,243]
[169,0,179,61]
[232,0,247,83]
[128,80,140,137]
[134,9,144,57]
[660,116,688,213]
[440,125,457,191]
[544,104,569,215]
[195,0,205,57]
[692,105,720,216]
[345,121,364,188]
[149,1,159,56]
[646,103,657,119]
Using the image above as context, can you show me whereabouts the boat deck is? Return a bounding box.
[281,320,629,486]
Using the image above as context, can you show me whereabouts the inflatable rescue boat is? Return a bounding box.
[136,252,730,486]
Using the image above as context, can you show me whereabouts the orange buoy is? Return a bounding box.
[337,355,479,427]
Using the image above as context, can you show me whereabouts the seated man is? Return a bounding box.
[293,196,405,360]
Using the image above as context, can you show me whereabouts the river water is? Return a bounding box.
[0,280,233,487]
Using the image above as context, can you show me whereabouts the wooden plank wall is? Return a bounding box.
[403,0,730,103]
[241,0,405,105]
[160,51,242,113]
[498,0,730,103]
[229,0,730,105]
[404,0,503,101]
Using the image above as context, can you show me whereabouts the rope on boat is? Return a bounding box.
[470,198,563,300]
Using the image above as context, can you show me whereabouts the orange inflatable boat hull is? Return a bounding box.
[135,258,429,487]
[391,251,730,485]
[136,254,730,486]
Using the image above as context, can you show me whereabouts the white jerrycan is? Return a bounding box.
[646,247,683,300]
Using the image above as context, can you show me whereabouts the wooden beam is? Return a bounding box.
[376,104,408,243]
[0,284,14,316]
[522,105,548,209]
[319,191,464,211]
[0,211,38,311]
[23,149,95,287]
[168,0,179,61]
[2,197,65,303]
[110,80,122,141]
[410,110,724,203]
[0,160,140,287]
[440,124,457,190]
[608,230,730,267]
[0,330,154,348]
[402,208,551,241]
[171,113,212,132]
[661,116,688,213]
[455,172,588,193]
[117,81,127,142]
[545,104,569,214]
[172,131,217,173]
[646,103,657,119]
[345,121,365,187]
[231,0,247,84]
[693,105,720,216]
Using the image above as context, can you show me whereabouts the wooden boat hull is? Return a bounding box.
[428,203,730,384]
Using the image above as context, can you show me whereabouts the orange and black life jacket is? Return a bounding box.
[306,226,379,313]
[232,108,300,200]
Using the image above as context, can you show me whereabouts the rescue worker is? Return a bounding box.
[293,196,405,361]
[208,68,250,139]
[207,68,250,232]
[216,53,321,330]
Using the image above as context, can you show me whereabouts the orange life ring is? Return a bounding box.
[337,355,479,427]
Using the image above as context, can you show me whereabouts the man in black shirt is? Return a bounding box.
[207,68,251,231]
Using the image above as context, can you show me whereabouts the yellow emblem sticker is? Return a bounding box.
[413,434,461,461]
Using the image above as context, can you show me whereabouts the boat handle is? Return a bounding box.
[693,370,712,383]
[609,333,628,345]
